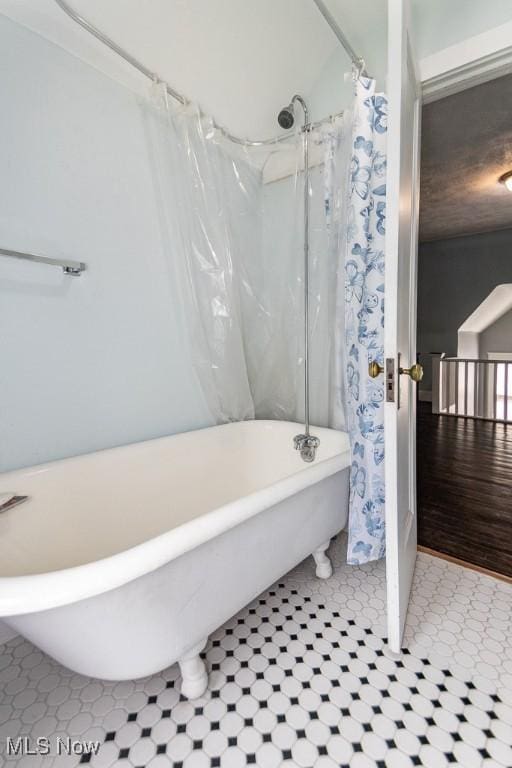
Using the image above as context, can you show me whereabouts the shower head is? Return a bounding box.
[277,103,295,130]
[277,94,308,130]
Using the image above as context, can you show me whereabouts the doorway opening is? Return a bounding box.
[416,73,512,579]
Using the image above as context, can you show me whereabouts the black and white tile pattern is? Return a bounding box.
[1,536,511,768]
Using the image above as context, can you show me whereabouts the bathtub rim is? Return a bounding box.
[0,420,350,617]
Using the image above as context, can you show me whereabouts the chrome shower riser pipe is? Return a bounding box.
[283,95,320,464]
[298,96,310,438]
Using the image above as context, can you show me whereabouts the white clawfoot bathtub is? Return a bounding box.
[0,421,350,698]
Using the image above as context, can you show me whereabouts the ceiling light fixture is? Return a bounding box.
[498,170,512,191]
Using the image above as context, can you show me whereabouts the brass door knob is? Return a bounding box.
[399,363,424,382]
[368,361,384,378]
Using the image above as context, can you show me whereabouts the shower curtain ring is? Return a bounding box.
[352,58,366,81]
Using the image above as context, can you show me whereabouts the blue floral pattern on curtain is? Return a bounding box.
[345,76,387,565]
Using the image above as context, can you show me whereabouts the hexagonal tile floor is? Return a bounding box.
[1,536,511,768]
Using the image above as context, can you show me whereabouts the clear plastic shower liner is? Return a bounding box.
[143,83,352,429]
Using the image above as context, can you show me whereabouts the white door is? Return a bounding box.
[384,0,422,653]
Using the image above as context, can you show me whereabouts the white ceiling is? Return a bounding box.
[0,0,346,140]
[1,0,512,140]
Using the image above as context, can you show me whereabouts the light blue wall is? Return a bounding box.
[307,48,354,124]
[0,16,212,472]
[412,0,512,59]
[0,12,363,474]
[306,19,387,126]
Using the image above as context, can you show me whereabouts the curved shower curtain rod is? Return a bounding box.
[53,0,366,147]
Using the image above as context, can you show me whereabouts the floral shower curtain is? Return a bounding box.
[328,75,387,565]
[345,76,387,564]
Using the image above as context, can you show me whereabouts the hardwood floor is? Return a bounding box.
[417,401,512,577]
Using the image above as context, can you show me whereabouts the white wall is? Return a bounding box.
[0,15,212,472]
[480,309,512,358]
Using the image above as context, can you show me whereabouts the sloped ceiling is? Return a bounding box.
[420,73,512,242]
[0,0,345,140]
[3,0,512,161]
[459,284,512,333]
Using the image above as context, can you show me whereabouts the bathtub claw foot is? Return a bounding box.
[313,541,332,579]
[178,640,208,699]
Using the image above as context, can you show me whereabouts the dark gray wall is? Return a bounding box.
[417,228,512,391]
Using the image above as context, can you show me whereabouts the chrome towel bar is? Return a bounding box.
[0,248,86,276]
[0,495,29,513]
